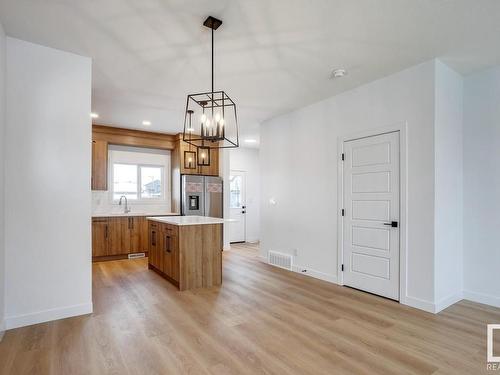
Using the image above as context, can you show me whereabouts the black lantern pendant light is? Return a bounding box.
[183,16,239,151]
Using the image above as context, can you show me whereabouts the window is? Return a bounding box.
[109,145,170,204]
[113,164,164,201]
[230,175,242,208]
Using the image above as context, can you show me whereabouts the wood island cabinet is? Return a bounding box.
[148,219,222,291]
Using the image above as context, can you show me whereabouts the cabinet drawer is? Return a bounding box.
[160,223,179,235]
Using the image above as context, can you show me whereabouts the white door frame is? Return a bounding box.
[337,122,408,304]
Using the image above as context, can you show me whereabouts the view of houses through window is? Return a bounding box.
[113,164,163,201]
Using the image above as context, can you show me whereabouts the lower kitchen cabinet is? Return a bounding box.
[92,216,150,260]
[91,218,108,257]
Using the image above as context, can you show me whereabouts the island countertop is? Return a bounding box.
[147,215,225,226]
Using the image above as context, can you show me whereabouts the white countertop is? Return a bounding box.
[147,215,225,226]
[92,212,179,218]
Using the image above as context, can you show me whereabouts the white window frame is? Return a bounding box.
[107,145,171,206]
[111,162,166,203]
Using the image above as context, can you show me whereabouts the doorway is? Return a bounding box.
[341,131,401,300]
[229,170,246,243]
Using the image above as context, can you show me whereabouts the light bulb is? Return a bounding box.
[219,118,225,126]
[215,113,221,122]
[188,157,192,162]
[201,153,206,158]
[200,114,207,123]
[206,119,211,127]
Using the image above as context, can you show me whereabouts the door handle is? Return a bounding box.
[242,211,246,214]
[383,221,398,228]
[165,235,171,253]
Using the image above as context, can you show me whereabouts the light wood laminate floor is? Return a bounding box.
[0,242,498,374]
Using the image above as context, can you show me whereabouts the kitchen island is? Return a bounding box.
[147,215,224,290]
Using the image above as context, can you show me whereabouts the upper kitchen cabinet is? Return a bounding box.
[91,139,108,190]
[173,136,219,176]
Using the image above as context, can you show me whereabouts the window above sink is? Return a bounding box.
[108,145,171,205]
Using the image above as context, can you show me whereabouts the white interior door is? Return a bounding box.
[229,171,246,243]
[342,131,400,300]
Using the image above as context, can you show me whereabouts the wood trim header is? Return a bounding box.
[92,124,177,150]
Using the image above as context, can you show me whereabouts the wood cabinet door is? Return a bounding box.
[160,228,172,277]
[91,140,108,190]
[129,217,141,253]
[108,217,124,255]
[149,223,159,268]
[119,217,131,254]
[141,217,150,253]
[169,233,179,282]
[92,219,108,257]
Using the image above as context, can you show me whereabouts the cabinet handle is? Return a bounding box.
[151,231,156,246]
[130,217,133,229]
[165,235,171,253]
[105,225,108,239]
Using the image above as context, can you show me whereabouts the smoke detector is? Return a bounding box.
[331,69,347,78]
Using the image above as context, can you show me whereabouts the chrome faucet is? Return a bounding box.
[119,195,131,213]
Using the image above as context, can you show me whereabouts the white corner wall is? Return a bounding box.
[463,66,500,308]
[261,60,437,311]
[229,147,260,243]
[0,21,6,337]
[433,61,464,311]
[220,149,231,250]
[5,38,92,329]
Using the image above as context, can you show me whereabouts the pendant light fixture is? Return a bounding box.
[183,16,239,151]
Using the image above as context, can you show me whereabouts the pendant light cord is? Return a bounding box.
[211,27,214,95]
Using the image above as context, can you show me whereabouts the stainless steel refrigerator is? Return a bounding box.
[181,175,223,218]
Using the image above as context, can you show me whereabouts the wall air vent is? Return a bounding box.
[268,251,293,271]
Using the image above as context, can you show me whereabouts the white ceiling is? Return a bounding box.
[1,0,500,148]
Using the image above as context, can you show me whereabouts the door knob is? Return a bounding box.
[383,221,398,228]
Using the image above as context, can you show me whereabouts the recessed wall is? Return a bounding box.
[463,66,500,307]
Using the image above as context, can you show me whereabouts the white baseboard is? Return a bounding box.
[434,292,463,313]
[5,302,93,330]
[402,296,436,313]
[0,318,5,342]
[245,239,260,244]
[292,265,339,284]
[463,290,500,308]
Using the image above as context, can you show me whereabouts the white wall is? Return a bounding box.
[433,61,464,309]
[4,38,92,329]
[0,21,6,338]
[261,61,438,311]
[463,66,500,307]
[229,147,260,243]
[220,149,231,250]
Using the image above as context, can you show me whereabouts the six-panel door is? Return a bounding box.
[342,131,400,300]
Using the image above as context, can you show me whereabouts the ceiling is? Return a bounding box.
[1,0,500,148]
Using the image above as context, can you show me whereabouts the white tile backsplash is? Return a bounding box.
[91,190,173,216]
